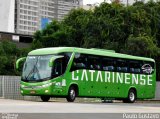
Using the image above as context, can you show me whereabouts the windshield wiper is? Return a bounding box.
[25,64,36,80]
[25,57,39,80]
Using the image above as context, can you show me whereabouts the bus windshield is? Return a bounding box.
[22,55,54,82]
[22,52,71,82]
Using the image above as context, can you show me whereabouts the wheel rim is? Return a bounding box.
[129,92,135,101]
[70,89,75,100]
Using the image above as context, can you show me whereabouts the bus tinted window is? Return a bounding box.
[52,52,72,78]
[71,53,102,71]
[70,53,155,75]
[129,60,142,74]
[87,55,101,70]
[116,59,128,73]
[102,58,115,71]
[71,53,87,71]
[59,52,72,73]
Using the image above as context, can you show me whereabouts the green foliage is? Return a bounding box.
[32,1,160,80]
[124,35,159,57]
[32,20,69,49]
[0,43,8,74]
[0,41,30,75]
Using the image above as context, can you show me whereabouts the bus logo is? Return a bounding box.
[141,64,153,74]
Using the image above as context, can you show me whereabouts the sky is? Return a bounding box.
[83,0,105,5]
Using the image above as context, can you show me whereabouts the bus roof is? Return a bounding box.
[28,47,155,62]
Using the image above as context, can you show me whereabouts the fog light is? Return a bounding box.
[45,90,49,93]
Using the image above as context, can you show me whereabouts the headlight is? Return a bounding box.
[21,85,25,88]
[42,83,52,87]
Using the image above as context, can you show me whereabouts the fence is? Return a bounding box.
[0,76,160,100]
[155,82,160,100]
[0,76,40,101]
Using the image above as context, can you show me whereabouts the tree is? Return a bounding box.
[32,20,71,48]
[31,1,160,80]
[0,43,7,74]
[0,41,30,75]
[124,35,159,57]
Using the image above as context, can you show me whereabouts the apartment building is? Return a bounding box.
[15,0,82,35]
[0,0,15,33]
[0,0,82,35]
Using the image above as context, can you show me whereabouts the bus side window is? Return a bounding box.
[70,53,87,71]
[117,67,121,71]
[87,55,101,70]
[102,58,115,71]
[116,59,128,73]
[75,63,86,68]
[58,52,72,73]
[107,66,114,71]
[52,58,63,77]
[129,60,142,74]
[121,67,128,72]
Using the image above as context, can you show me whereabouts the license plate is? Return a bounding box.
[30,90,36,94]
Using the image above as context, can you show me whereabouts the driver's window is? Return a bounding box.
[51,52,72,78]
[52,58,63,78]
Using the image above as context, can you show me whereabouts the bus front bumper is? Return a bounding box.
[21,87,52,96]
[20,83,67,96]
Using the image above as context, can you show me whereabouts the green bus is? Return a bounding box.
[16,47,156,103]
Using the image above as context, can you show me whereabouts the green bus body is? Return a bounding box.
[19,47,156,102]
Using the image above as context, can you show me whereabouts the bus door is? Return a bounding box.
[70,53,89,96]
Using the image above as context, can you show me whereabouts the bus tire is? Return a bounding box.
[40,96,50,102]
[123,89,136,103]
[66,86,76,102]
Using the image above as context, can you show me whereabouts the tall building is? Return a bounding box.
[0,0,15,33]
[0,0,82,35]
[57,0,82,20]
[15,0,82,35]
[15,0,39,35]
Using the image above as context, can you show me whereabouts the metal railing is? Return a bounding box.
[0,76,40,101]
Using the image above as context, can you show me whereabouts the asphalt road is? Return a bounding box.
[0,99,160,119]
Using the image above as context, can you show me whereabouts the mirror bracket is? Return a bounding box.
[16,57,26,70]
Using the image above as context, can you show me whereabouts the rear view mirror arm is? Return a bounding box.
[16,57,26,70]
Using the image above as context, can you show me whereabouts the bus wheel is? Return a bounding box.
[40,96,50,102]
[123,89,136,103]
[66,86,76,102]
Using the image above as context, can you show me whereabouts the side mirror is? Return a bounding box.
[16,57,26,70]
[49,56,64,67]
